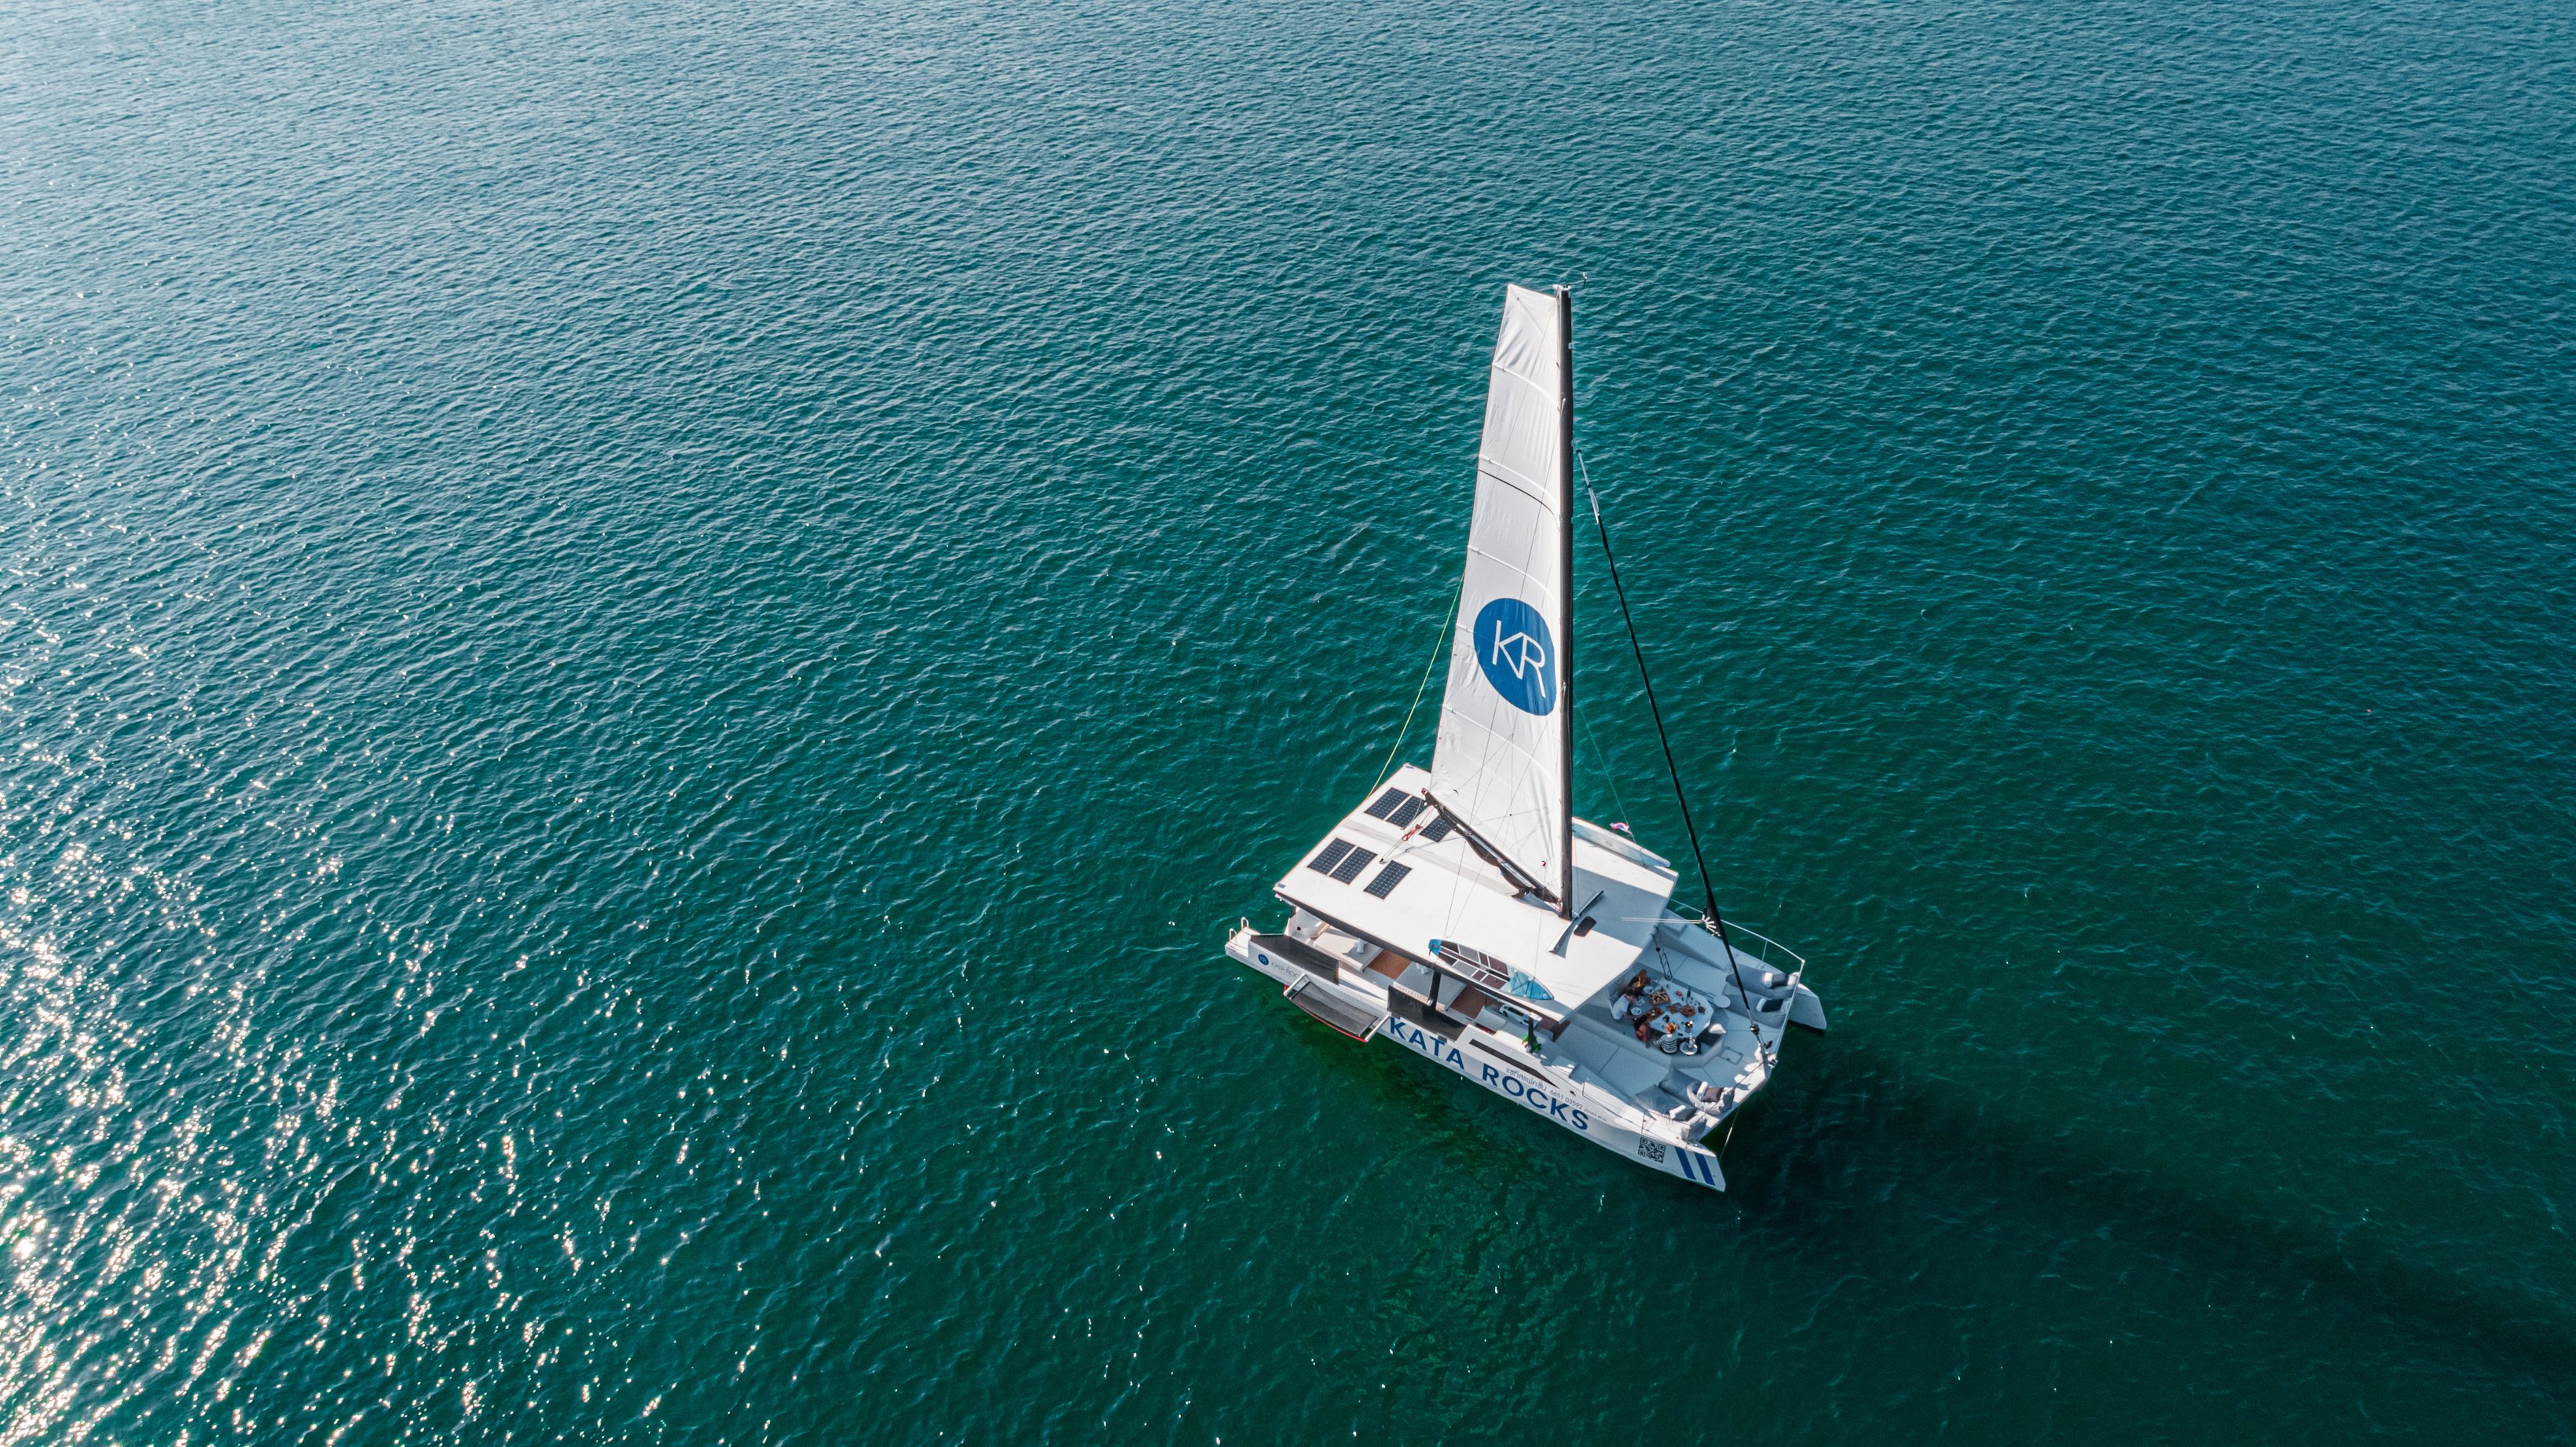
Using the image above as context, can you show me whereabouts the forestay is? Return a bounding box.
[1430,284,1574,910]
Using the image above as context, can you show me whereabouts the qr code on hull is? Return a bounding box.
[1635,1137,1665,1163]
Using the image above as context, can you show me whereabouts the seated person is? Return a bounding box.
[1611,970,1652,1020]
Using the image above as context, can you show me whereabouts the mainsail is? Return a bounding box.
[1429,284,1574,911]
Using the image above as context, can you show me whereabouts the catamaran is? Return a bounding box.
[1224,283,1826,1191]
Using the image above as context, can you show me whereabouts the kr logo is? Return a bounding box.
[1472,597,1555,716]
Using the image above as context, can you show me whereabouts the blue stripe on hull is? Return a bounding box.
[1676,1145,1724,1189]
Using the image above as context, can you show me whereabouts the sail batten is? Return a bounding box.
[1430,284,1574,910]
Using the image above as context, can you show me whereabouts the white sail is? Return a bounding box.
[1429,284,1573,909]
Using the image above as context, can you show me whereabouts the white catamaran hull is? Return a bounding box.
[1226,925,1731,1191]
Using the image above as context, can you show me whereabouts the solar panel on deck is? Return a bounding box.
[1364,863,1411,898]
[1387,797,1427,828]
[1307,839,1354,875]
[1329,846,1376,884]
[1420,815,1454,843]
[1363,788,1408,821]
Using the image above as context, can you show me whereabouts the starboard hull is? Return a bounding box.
[1228,926,1727,1192]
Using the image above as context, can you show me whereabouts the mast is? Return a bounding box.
[1554,284,1575,918]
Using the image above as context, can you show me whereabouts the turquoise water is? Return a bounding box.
[5,0,2573,1439]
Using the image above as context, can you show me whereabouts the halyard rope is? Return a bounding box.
[1373,580,1462,793]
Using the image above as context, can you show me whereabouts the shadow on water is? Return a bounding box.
[1727,1035,2576,1384]
[1217,924,2576,1392]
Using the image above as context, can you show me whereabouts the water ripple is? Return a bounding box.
[4,0,2573,1439]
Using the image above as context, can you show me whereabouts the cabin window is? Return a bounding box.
[1433,940,1511,991]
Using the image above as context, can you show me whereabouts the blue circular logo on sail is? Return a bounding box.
[1472,597,1556,716]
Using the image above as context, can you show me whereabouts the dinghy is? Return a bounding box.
[1223,284,1825,1191]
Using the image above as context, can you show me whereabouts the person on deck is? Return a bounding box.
[1611,971,1651,1019]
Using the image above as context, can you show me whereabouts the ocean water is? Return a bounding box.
[4,0,2572,1439]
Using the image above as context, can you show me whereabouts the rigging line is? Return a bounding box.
[1373,579,1463,793]
[1578,452,1761,1045]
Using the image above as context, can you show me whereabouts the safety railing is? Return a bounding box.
[1667,904,1805,980]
